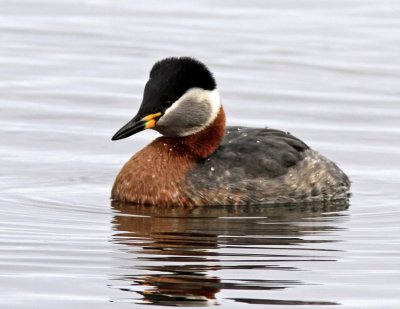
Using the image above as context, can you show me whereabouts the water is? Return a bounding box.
[1,1,400,308]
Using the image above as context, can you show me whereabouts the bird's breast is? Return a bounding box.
[111,138,197,206]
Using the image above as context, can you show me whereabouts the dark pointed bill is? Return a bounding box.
[111,112,162,141]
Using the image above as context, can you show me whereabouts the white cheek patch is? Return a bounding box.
[158,88,221,137]
[207,89,221,126]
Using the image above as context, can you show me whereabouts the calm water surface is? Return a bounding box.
[1,1,400,308]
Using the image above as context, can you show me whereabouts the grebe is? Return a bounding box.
[111,57,350,206]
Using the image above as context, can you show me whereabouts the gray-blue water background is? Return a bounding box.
[1,1,400,308]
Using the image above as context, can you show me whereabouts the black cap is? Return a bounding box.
[137,57,216,117]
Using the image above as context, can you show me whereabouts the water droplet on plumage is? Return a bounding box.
[210,167,215,172]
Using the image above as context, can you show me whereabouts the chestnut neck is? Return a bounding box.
[160,106,226,159]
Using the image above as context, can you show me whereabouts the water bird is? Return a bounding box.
[111,57,350,206]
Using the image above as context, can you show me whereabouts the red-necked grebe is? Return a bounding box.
[111,57,350,206]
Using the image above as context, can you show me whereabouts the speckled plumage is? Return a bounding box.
[182,126,349,206]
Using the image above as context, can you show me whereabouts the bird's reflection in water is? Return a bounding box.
[110,201,349,306]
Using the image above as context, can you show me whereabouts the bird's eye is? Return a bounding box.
[165,100,173,107]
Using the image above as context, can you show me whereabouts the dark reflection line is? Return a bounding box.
[137,264,298,271]
[114,238,342,252]
[116,240,341,250]
[110,201,348,306]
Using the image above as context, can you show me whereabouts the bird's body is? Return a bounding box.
[111,57,350,206]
